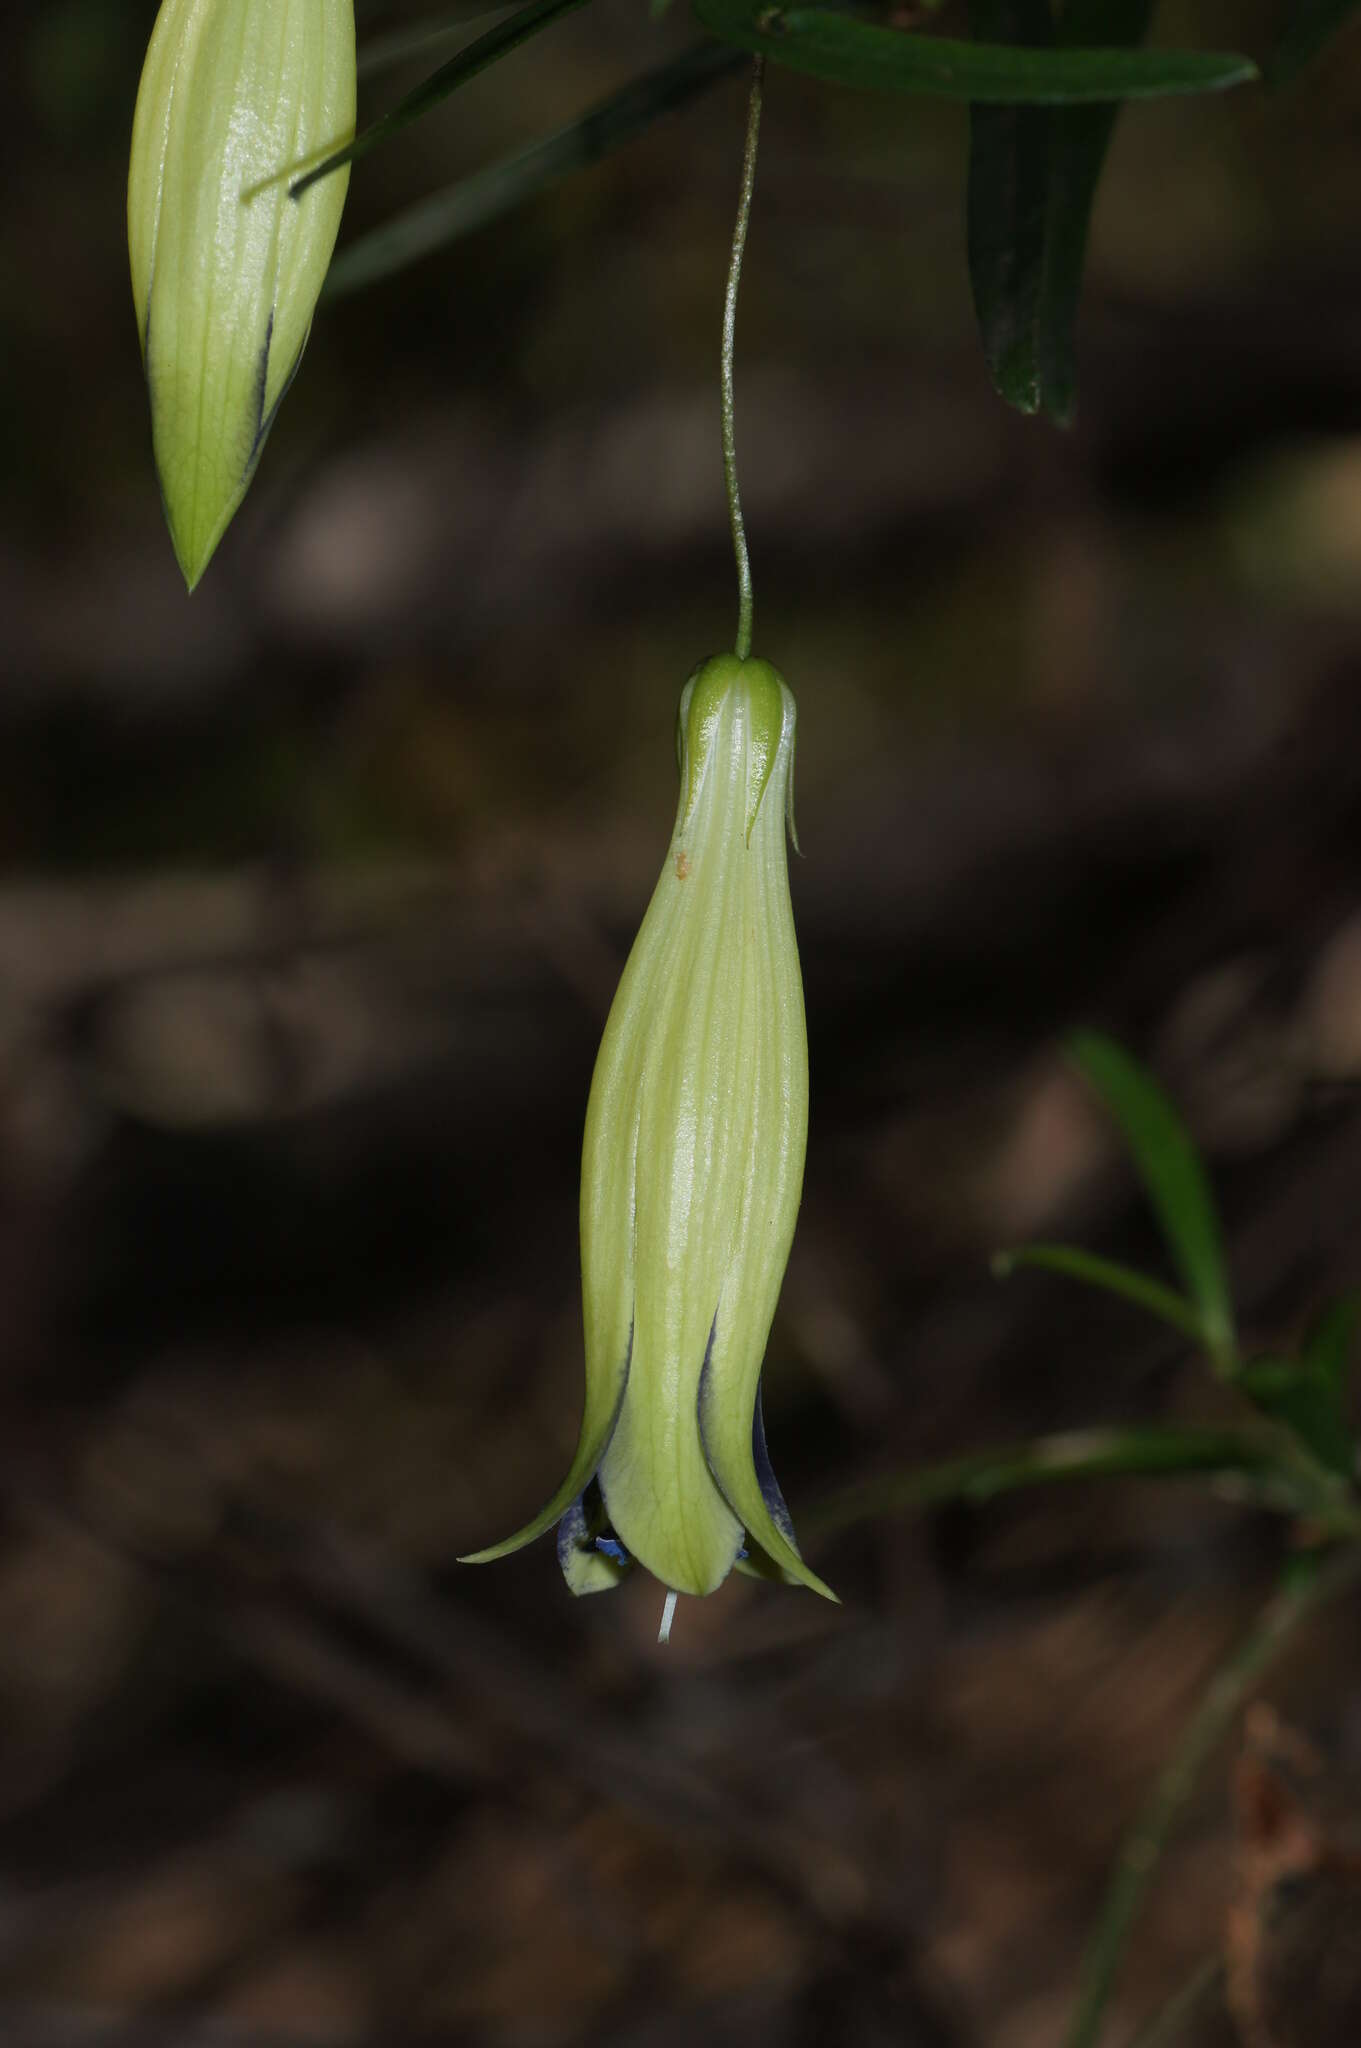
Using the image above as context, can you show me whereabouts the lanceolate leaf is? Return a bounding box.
[1035,0,1146,420]
[1068,1032,1236,1368]
[1269,0,1361,85]
[294,0,594,199]
[692,0,1256,104]
[325,43,741,294]
[967,0,1152,420]
[808,1423,1331,1537]
[967,0,1057,414]
[992,1242,1204,1344]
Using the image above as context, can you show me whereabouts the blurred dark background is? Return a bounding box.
[6,1,1361,2042]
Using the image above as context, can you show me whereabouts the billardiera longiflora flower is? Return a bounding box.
[128,0,356,589]
[464,654,836,1615]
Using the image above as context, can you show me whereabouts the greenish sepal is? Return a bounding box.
[700,1360,838,1602]
[458,1329,630,1564]
[556,1486,634,1595]
[728,1391,811,1584]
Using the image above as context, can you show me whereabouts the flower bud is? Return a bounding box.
[128,0,356,589]
[465,654,835,1608]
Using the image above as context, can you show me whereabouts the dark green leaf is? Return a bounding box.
[1269,0,1361,86]
[808,1423,1315,1537]
[692,0,1257,104]
[325,44,742,295]
[992,1241,1205,1344]
[967,0,1053,412]
[1068,1031,1236,1368]
[968,0,1153,419]
[294,0,594,200]
[357,5,514,85]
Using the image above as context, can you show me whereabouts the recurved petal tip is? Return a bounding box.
[459,1329,631,1577]
[700,1374,838,1605]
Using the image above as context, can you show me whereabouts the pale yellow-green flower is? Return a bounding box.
[128,0,356,589]
[464,654,836,1612]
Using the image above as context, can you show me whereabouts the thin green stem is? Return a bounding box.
[1065,1543,1361,2048]
[722,57,764,662]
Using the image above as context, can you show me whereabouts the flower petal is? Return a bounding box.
[598,1312,744,1597]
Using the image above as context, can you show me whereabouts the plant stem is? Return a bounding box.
[722,57,764,662]
[1065,1543,1361,2048]
[1123,1953,1224,2048]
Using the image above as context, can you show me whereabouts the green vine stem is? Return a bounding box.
[1065,1543,1361,2048]
[722,56,764,662]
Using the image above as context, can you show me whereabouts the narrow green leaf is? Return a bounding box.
[324,43,743,295]
[358,5,514,85]
[808,1423,1315,1537]
[1068,1031,1236,1369]
[967,0,1152,420]
[692,0,1257,104]
[1269,0,1361,86]
[992,1242,1206,1345]
[967,0,1052,413]
[293,0,594,200]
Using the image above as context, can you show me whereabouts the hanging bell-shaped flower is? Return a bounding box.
[128,0,356,589]
[464,653,835,1611]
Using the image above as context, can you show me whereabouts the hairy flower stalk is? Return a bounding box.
[464,654,836,1614]
[128,0,356,589]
